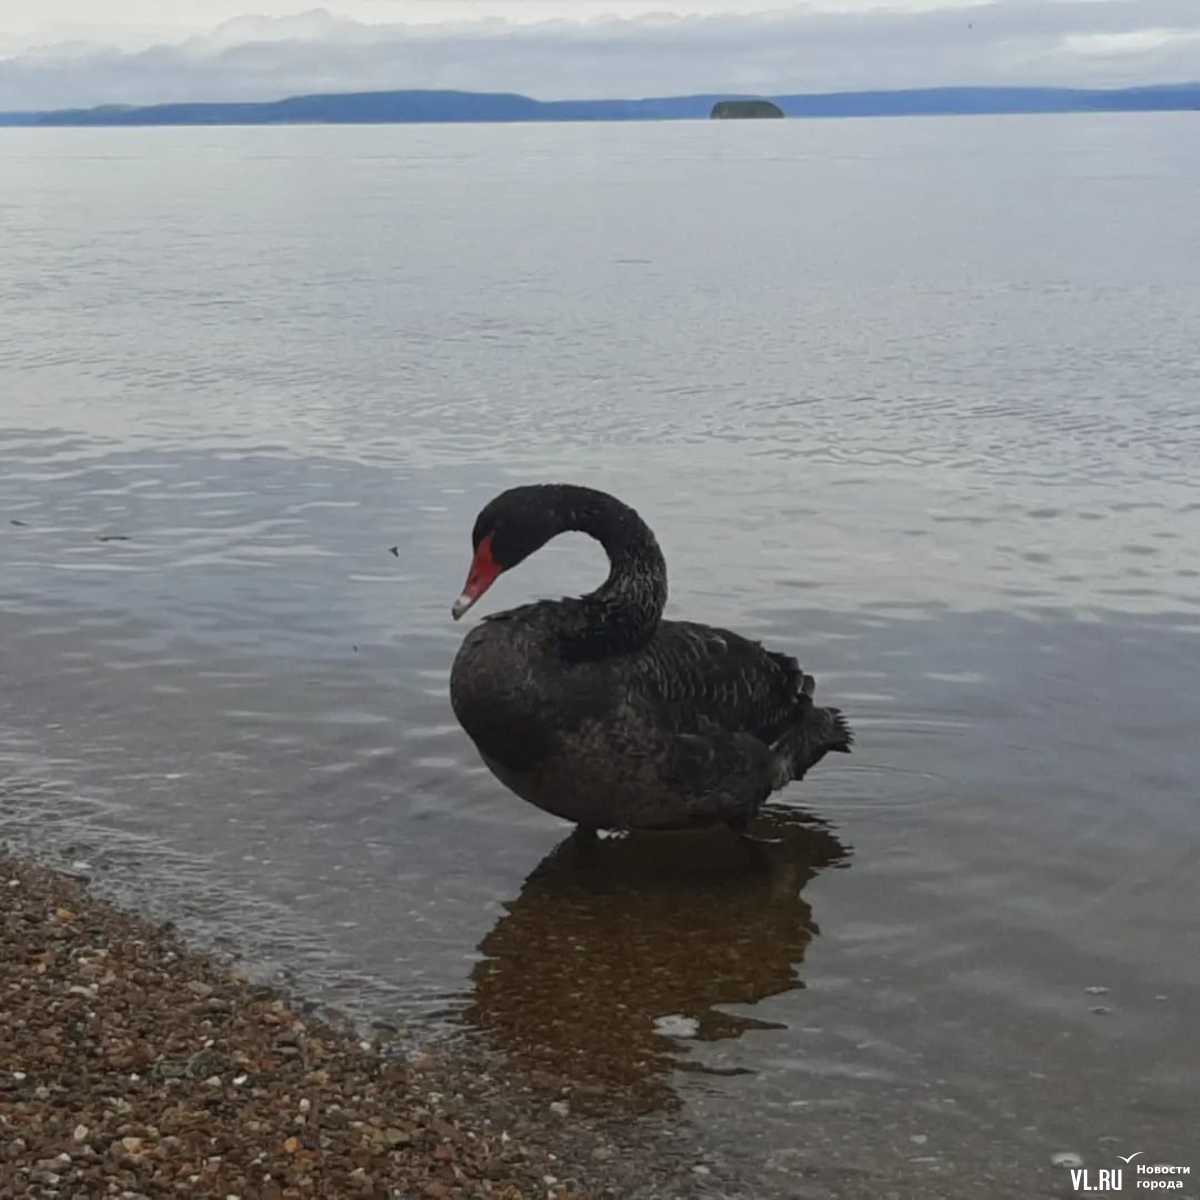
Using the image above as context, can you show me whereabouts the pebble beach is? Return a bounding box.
[0,854,708,1200]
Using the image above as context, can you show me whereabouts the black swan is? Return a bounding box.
[448,484,851,834]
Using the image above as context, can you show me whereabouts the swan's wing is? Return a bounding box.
[633,620,809,744]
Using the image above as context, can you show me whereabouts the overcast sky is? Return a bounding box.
[1,1,1198,111]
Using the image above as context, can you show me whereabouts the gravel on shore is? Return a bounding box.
[0,854,707,1200]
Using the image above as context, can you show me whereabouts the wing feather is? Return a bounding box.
[633,619,807,744]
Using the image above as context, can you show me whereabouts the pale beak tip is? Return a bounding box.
[451,593,474,621]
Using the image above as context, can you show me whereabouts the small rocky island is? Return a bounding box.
[710,99,784,119]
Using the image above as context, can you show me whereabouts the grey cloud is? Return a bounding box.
[1,1,1199,112]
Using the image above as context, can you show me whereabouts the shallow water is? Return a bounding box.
[2,115,1198,1194]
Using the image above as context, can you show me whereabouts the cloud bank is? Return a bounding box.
[2,1,1199,113]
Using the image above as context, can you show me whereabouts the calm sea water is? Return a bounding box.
[2,116,1198,1196]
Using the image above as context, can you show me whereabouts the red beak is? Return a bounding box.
[452,534,501,620]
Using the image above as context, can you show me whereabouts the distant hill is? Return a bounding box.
[1,83,1198,127]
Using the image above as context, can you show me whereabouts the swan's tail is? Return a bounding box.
[770,673,853,789]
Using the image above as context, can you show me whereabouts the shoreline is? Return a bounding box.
[0,852,710,1200]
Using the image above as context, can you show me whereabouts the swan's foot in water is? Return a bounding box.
[726,816,783,846]
[738,830,784,846]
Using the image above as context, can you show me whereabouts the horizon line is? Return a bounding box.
[2,79,1198,125]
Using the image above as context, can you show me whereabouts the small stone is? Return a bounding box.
[186,981,214,998]
[1052,1152,1084,1169]
[910,1134,928,1145]
[204,1075,222,1087]
[543,1176,558,1186]
[693,1165,711,1176]
[284,1137,301,1154]
[120,1136,144,1155]
[73,1124,90,1142]
[549,1101,569,1118]
[11,1072,26,1082]
[298,1098,311,1114]
[233,1074,249,1086]
[653,1013,701,1038]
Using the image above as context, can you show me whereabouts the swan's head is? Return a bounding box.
[451,485,565,620]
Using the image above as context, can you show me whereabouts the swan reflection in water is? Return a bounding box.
[463,808,850,1111]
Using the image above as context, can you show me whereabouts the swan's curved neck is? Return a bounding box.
[556,489,667,657]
